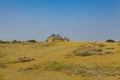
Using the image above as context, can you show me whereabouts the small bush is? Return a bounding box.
[12,40,21,43]
[73,48,99,57]
[0,61,6,68]
[27,40,37,42]
[73,43,115,57]
[43,61,120,77]
[64,53,74,58]
[96,49,103,52]
[18,65,40,72]
[45,61,63,71]
[106,39,115,42]
[97,43,105,47]
[105,48,115,50]
[105,51,113,54]
[0,40,9,44]
[18,57,35,63]
[79,52,94,56]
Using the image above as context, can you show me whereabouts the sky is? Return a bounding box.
[0,0,120,41]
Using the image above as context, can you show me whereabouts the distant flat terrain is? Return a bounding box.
[0,42,120,80]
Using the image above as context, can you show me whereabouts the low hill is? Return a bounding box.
[0,42,120,80]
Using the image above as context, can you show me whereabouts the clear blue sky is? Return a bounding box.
[0,0,120,41]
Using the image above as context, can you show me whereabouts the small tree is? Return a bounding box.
[106,39,115,42]
[27,40,37,42]
[12,40,18,43]
[0,40,5,43]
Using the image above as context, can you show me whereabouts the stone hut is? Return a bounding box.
[46,34,70,42]
[63,37,70,42]
[47,34,55,42]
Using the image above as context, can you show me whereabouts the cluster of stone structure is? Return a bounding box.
[46,34,70,42]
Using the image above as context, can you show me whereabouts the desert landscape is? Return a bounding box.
[0,0,119,80]
[0,36,120,80]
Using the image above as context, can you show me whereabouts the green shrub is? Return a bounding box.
[106,39,115,42]
[12,40,21,43]
[0,40,9,44]
[27,40,37,42]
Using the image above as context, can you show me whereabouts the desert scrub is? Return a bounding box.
[18,64,41,72]
[73,43,115,56]
[18,56,35,63]
[79,52,94,56]
[73,48,102,56]
[45,61,64,71]
[97,43,106,47]
[0,60,6,68]
[44,61,93,76]
[43,61,120,77]
[64,53,74,58]
[16,61,120,77]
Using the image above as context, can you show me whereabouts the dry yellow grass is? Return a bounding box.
[0,42,120,80]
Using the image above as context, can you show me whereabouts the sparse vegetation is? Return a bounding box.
[17,61,120,78]
[0,40,37,44]
[0,42,119,80]
[64,53,74,58]
[18,64,40,72]
[27,40,37,42]
[73,43,114,56]
[18,56,35,63]
[12,40,21,43]
[0,40,9,44]
[97,43,105,47]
